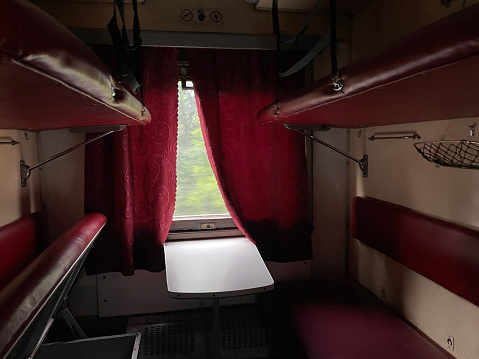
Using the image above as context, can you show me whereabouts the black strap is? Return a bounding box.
[279,31,330,78]
[330,0,338,79]
[281,0,322,49]
[329,0,343,91]
[107,5,125,83]
[272,0,281,105]
[108,0,143,99]
[130,0,143,101]
[274,1,331,80]
[272,0,281,51]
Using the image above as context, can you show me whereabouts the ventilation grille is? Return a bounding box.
[221,316,267,351]
[141,323,196,358]
[128,307,274,358]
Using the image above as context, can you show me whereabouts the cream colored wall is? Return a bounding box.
[350,119,479,359]
[37,130,86,241]
[35,0,334,36]
[0,130,41,227]
[308,16,351,276]
[311,129,349,275]
[349,2,479,358]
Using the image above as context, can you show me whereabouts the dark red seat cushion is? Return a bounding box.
[0,212,106,359]
[273,278,454,359]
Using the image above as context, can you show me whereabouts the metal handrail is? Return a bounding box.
[368,132,420,141]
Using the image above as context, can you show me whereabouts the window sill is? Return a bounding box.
[167,228,243,241]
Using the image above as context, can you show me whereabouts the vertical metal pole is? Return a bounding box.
[212,297,221,359]
[345,129,351,276]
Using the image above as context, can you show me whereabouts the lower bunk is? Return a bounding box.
[266,196,479,359]
[2,195,477,359]
[270,277,454,359]
[0,212,109,359]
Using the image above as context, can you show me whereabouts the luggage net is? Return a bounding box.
[414,140,479,169]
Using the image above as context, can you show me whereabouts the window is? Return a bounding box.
[174,81,227,217]
[169,81,240,239]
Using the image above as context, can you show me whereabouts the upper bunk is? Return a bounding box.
[257,3,479,128]
[0,0,150,132]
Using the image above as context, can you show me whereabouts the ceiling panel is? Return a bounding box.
[254,0,374,15]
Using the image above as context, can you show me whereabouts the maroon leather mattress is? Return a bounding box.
[258,4,479,128]
[0,0,150,131]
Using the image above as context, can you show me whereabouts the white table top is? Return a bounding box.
[164,237,274,298]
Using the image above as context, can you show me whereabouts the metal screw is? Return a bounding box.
[468,125,475,136]
[273,103,280,115]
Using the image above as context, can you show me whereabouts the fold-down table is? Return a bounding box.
[164,237,274,358]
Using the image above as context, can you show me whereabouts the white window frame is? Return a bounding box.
[168,215,241,241]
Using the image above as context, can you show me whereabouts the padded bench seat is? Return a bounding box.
[272,278,454,359]
[0,212,107,359]
[265,196,479,359]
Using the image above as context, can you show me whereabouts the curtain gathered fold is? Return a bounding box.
[189,49,313,262]
[84,47,179,275]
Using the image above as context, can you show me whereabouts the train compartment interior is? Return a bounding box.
[1,0,479,358]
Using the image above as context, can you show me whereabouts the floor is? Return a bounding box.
[45,303,278,359]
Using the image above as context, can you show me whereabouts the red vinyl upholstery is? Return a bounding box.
[0,0,150,131]
[0,213,45,291]
[258,4,479,127]
[267,197,478,358]
[0,212,106,359]
[352,196,479,307]
[273,278,454,359]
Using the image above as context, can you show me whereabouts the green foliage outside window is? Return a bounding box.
[174,82,228,216]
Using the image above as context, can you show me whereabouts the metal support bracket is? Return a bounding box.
[358,154,368,178]
[20,129,120,188]
[20,160,31,188]
[290,127,368,178]
[57,303,87,339]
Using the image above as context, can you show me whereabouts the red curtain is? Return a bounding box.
[84,47,178,275]
[189,49,313,262]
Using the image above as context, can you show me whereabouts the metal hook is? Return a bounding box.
[332,79,344,92]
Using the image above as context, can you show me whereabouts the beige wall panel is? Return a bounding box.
[38,130,85,241]
[349,3,479,358]
[35,0,341,36]
[311,129,349,276]
[0,130,41,227]
[93,262,308,317]
[352,0,479,60]
[351,115,479,228]
[349,117,479,359]
[349,239,479,359]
